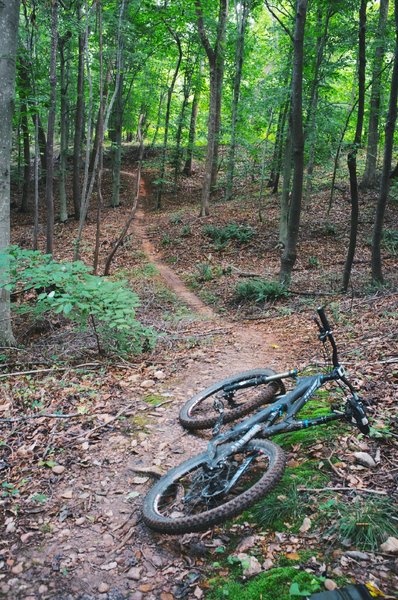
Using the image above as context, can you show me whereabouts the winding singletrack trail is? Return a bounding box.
[132,172,215,319]
[6,170,291,600]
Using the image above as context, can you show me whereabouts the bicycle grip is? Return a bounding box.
[317,306,332,331]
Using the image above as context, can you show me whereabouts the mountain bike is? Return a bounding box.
[142,308,370,534]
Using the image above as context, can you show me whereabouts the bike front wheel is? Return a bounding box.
[142,439,286,534]
[179,368,284,431]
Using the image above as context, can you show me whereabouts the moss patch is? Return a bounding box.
[206,567,325,600]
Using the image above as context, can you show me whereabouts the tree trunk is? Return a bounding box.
[173,49,195,189]
[342,0,367,292]
[362,0,389,188]
[20,100,30,213]
[279,0,308,285]
[196,0,229,216]
[111,72,124,208]
[225,0,250,201]
[156,30,182,209]
[372,0,398,283]
[0,0,19,346]
[45,0,58,255]
[72,1,85,220]
[183,60,203,176]
[59,31,72,222]
[269,98,289,193]
[279,124,293,247]
[305,7,332,191]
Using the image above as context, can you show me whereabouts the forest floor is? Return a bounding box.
[1,155,398,599]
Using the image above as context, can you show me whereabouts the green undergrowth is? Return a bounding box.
[143,394,164,406]
[253,462,329,531]
[206,567,325,600]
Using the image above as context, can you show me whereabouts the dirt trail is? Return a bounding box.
[132,173,215,319]
[4,171,289,600]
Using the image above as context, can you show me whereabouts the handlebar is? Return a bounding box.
[316,306,339,367]
[317,306,332,332]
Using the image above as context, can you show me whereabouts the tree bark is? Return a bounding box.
[45,0,58,255]
[279,0,308,285]
[72,1,85,220]
[183,59,203,176]
[0,0,19,345]
[342,0,367,292]
[362,0,389,188]
[372,0,398,283]
[225,0,250,201]
[59,30,72,222]
[195,0,229,216]
[111,72,124,208]
[156,30,182,209]
[17,57,31,213]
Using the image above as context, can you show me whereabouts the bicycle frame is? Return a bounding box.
[206,369,348,468]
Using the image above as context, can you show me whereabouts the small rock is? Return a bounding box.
[352,452,376,468]
[21,532,36,543]
[102,533,114,547]
[380,536,398,554]
[154,370,166,380]
[139,584,154,592]
[52,465,65,475]
[324,579,338,591]
[194,588,204,599]
[237,554,262,577]
[129,593,143,600]
[345,550,369,560]
[38,585,48,594]
[98,583,110,593]
[61,489,73,499]
[160,593,174,600]
[299,517,311,533]
[100,561,117,571]
[75,517,85,526]
[126,567,142,580]
[11,563,24,575]
[262,559,274,571]
[140,379,155,389]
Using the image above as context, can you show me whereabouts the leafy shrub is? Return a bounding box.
[320,496,398,551]
[235,279,289,303]
[180,225,191,237]
[382,229,398,254]
[203,223,256,249]
[195,263,214,282]
[2,247,155,355]
[169,212,183,225]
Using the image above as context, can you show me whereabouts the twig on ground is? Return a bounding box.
[0,362,102,380]
[297,486,388,495]
[0,412,82,423]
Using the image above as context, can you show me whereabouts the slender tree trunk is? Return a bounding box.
[372,0,398,283]
[269,98,289,193]
[33,113,39,250]
[45,0,58,255]
[59,31,72,222]
[73,1,85,220]
[35,113,47,173]
[305,7,332,191]
[342,0,367,292]
[279,125,293,247]
[225,0,250,201]
[111,72,124,208]
[196,0,229,216]
[156,30,182,209]
[279,0,308,285]
[173,49,195,189]
[0,0,19,345]
[183,60,203,176]
[20,100,30,213]
[362,0,389,188]
[93,0,104,275]
[151,89,166,148]
[104,114,145,276]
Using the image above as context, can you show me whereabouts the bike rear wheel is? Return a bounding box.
[142,439,286,534]
[179,368,284,431]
